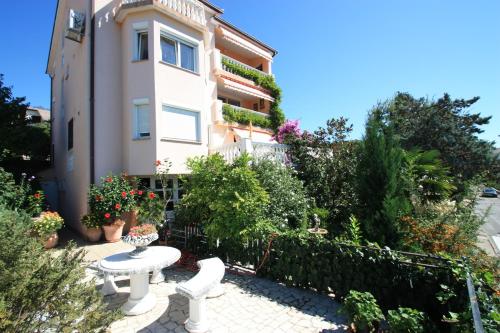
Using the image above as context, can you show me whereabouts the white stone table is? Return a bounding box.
[98,246,181,316]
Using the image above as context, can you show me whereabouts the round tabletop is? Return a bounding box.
[98,246,181,276]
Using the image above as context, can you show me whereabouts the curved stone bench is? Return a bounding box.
[176,257,225,333]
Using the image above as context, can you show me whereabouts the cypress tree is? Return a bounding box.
[356,109,409,248]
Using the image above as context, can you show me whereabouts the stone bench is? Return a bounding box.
[176,257,225,333]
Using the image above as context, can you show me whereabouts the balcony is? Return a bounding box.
[116,0,206,29]
[213,100,271,129]
[213,50,274,102]
[213,138,288,164]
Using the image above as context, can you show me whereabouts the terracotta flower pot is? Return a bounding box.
[85,227,103,242]
[122,210,139,233]
[44,233,59,249]
[103,220,125,243]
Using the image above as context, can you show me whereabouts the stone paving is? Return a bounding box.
[86,266,347,333]
[73,229,347,333]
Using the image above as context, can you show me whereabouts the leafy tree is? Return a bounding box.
[403,149,456,203]
[0,74,50,175]
[356,109,410,248]
[383,92,495,182]
[175,154,270,242]
[252,159,309,230]
[0,208,120,332]
[286,117,359,234]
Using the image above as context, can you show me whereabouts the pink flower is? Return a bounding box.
[104,213,111,219]
[273,119,301,143]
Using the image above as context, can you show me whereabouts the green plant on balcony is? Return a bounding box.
[221,58,285,131]
[222,104,272,129]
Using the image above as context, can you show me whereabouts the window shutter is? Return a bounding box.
[136,105,150,137]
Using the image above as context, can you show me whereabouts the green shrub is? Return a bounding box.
[387,307,426,333]
[252,159,309,229]
[176,154,270,242]
[339,290,384,332]
[0,209,120,332]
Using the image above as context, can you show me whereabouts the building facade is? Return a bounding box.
[47,0,283,232]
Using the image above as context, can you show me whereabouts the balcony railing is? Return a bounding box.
[212,138,288,164]
[221,54,270,78]
[120,0,206,26]
[224,103,270,118]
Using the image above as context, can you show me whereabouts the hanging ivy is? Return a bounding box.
[221,58,285,132]
[222,104,272,129]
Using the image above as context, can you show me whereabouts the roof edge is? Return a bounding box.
[214,16,277,57]
[198,0,223,14]
[46,0,60,74]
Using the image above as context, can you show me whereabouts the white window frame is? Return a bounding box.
[132,98,150,140]
[132,21,149,61]
[161,104,201,143]
[159,29,199,73]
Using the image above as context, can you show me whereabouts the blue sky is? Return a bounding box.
[1,0,498,144]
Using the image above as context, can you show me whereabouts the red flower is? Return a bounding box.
[155,160,162,166]
[95,195,102,201]
[34,193,41,199]
[138,190,143,196]
[121,191,127,198]
[115,203,121,210]
[130,190,136,195]
[105,177,113,183]
[148,192,156,199]
[104,212,111,219]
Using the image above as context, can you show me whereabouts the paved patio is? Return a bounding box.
[73,229,347,333]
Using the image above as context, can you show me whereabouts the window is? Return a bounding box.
[133,101,150,139]
[218,96,240,107]
[161,35,176,65]
[67,118,73,151]
[162,105,200,142]
[160,33,198,73]
[136,31,148,60]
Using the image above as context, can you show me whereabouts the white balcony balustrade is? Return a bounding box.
[212,138,288,164]
[119,0,206,26]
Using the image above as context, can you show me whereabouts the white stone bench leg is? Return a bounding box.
[185,297,209,333]
[101,273,118,296]
[122,272,157,316]
[150,268,165,284]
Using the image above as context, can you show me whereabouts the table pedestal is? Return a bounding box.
[122,272,157,316]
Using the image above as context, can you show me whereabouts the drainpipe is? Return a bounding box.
[89,1,95,184]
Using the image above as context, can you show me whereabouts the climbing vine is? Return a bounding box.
[221,58,285,131]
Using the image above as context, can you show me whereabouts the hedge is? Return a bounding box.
[187,231,468,331]
[222,104,272,129]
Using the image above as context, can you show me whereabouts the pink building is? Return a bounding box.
[47,0,285,232]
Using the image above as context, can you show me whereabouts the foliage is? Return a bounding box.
[387,307,426,333]
[356,109,410,248]
[128,224,157,237]
[382,92,495,182]
[273,119,301,143]
[175,154,270,242]
[88,173,136,222]
[136,191,164,226]
[336,215,363,245]
[32,211,64,239]
[401,200,483,256]
[339,290,384,332]
[0,168,46,216]
[252,159,309,230]
[0,74,50,175]
[221,58,284,131]
[0,208,120,332]
[286,117,359,234]
[222,103,271,129]
[403,149,456,203]
[81,213,101,229]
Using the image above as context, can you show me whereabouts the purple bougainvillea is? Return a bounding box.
[273,119,301,143]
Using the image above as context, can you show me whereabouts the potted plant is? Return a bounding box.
[88,174,137,242]
[81,214,102,242]
[122,224,158,258]
[32,211,64,249]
